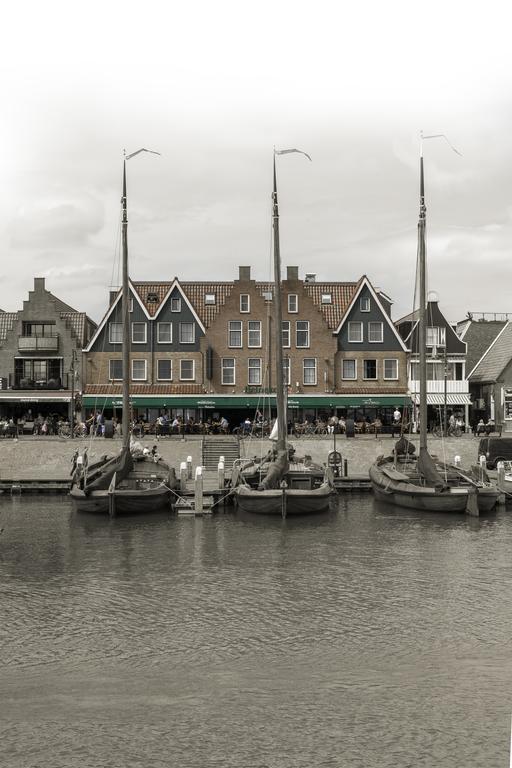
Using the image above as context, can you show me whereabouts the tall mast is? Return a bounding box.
[418,151,427,452]
[121,159,130,451]
[272,157,287,452]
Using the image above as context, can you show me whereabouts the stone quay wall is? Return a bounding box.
[0,433,485,481]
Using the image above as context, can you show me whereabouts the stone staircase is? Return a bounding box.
[202,436,240,470]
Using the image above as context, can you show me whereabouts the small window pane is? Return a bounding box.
[132,360,147,380]
[157,359,172,380]
[157,323,172,343]
[109,360,123,380]
[248,321,261,347]
[303,358,317,385]
[222,358,235,385]
[348,322,363,342]
[132,322,147,343]
[229,321,242,347]
[283,357,291,385]
[288,294,298,312]
[205,294,216,305]
[363,359,377,379]
[248,358,261,385]
[180,360,194,380]
[282,321,290,348]
[109,322,123,343]
[240,294,250,313]
[179,323,194,344]
[321,294,332,304]
[342,359,356,379]
[384,359,398,379]
[296,321,309,348]
[368,322,383,343]
[360,297,370,312]
[171,297,181,312]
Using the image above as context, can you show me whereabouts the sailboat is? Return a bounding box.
[69,152,174,515]
[232,154,333,516]
[370,141,498,514]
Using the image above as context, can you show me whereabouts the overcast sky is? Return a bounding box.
[2,0,511,326]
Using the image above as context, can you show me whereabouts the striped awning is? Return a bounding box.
[412,393,472,406]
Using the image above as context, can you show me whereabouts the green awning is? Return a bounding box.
[83,394,411,409]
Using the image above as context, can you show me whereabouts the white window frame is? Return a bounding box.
[108,359,123,381]
[171,297,181,313]
[109,322,123,344]
[426,326,446,347]
[129,298,134,313]
[205,293,216,305]
[383,358,398,380]
[247,320,262,348]
[283,356,291,386]
[248,358,262,385]
[288,294,298,313]
[363,359,378,380]
[303,358,317,386]
[296,320,310,348]
[321,294,332,304]
[360,296,370,312]
[348,321,363,343]
[282,320,291,348]
[221,358,236,385]
[240,294,250,313]
[342,359,357,380]
[179,322,195,344]
[131,359,147,381]
[228,320,243,348]
[131,322,147,344]
[368,321,383,343]
[157,322,172,344]
[157,358,172,381]
[180,359,195,381]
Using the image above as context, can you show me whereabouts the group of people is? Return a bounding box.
[474,417,496,436]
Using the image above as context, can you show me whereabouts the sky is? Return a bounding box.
[1,0,511,326]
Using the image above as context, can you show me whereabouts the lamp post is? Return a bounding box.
[70,349,77,439]
[443,348,448,436]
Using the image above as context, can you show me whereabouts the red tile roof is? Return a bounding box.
[84,384,205,396]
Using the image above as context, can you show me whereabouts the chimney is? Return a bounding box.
[305,273,316,284]
[287,266,299,281]
[34,277,46,292]
[238,266,251,281]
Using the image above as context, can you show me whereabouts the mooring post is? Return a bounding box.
[186,455,193,480]
[180,461,188,492]
[343,458,348,477]
[281,479,287,520]
[195,466,203,515]
[218,460,225,490]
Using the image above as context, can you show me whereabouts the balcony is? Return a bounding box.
[10,373,69,390]
[409,380,469,394]
[18,334,59,352]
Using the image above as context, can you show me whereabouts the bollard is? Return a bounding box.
[180,461,188,492]
[343,458,348,477]
[195,466,203,515]
[454,455,461,467]
[218,461,225,490]
[187,455,193,480]
[497,461,505,490]
[479,454,487,469]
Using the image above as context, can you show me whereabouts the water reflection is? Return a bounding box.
[1,494,511,767]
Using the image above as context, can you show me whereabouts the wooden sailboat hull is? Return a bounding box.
[369,461,470,513]
[70,457,173,514]
[233,482,332,516]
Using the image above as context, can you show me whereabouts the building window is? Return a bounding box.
[109,322,123,344]
[221,358,235,385]
[171,297,181,312]
[360,296,370,312]
[296,321,310,348]
[131,359,147,381]
[129,298,134,313]
[109,359,123,380]
[262,290,273,302]
[288,294,298,313]
[303,358,317,385]
[240,294,250,313]
[282,320,290,348]
[383,359,398,380]
[363,359,377,379]
[205,293,216,305]
[321,294,332,304]
[368,322,383,343]
[348,321,363,343]
[283,356,291,386]
[248,358,262,385]
[248,320,262,348]
[157,322,172,343]
[342,359,356,380]
[179,322,195,344]
[132,322,147,344]
[426,326,446,347]
[228,320,242,348]
[180,359,195,380]
[157,359,172,380]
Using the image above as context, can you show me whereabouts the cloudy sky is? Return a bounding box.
[2,0,511,326]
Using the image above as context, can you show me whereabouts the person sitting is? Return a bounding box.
[475,419,486,436]
[485,418,495,435]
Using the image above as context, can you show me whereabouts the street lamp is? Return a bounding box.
[70,349,78,439]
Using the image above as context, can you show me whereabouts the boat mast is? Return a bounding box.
[418,149,427,452]
[121,159,130,451]
[272,157,287,452]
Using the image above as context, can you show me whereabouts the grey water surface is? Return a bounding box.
[1,495,511,768]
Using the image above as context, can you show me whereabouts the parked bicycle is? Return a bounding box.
[432,425,462,438]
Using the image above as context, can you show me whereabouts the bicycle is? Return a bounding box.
[432,425,462,438]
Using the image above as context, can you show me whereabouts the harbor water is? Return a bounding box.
[1,494,512,767]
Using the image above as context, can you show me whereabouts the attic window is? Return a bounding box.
[263,291,273,302]
[360,297,370,312]
[147,292,159,303]
[321,294,332,304]
[205,293,216,305]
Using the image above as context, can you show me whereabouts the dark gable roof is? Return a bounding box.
[469,323,512,382]
[462,320,507,375]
